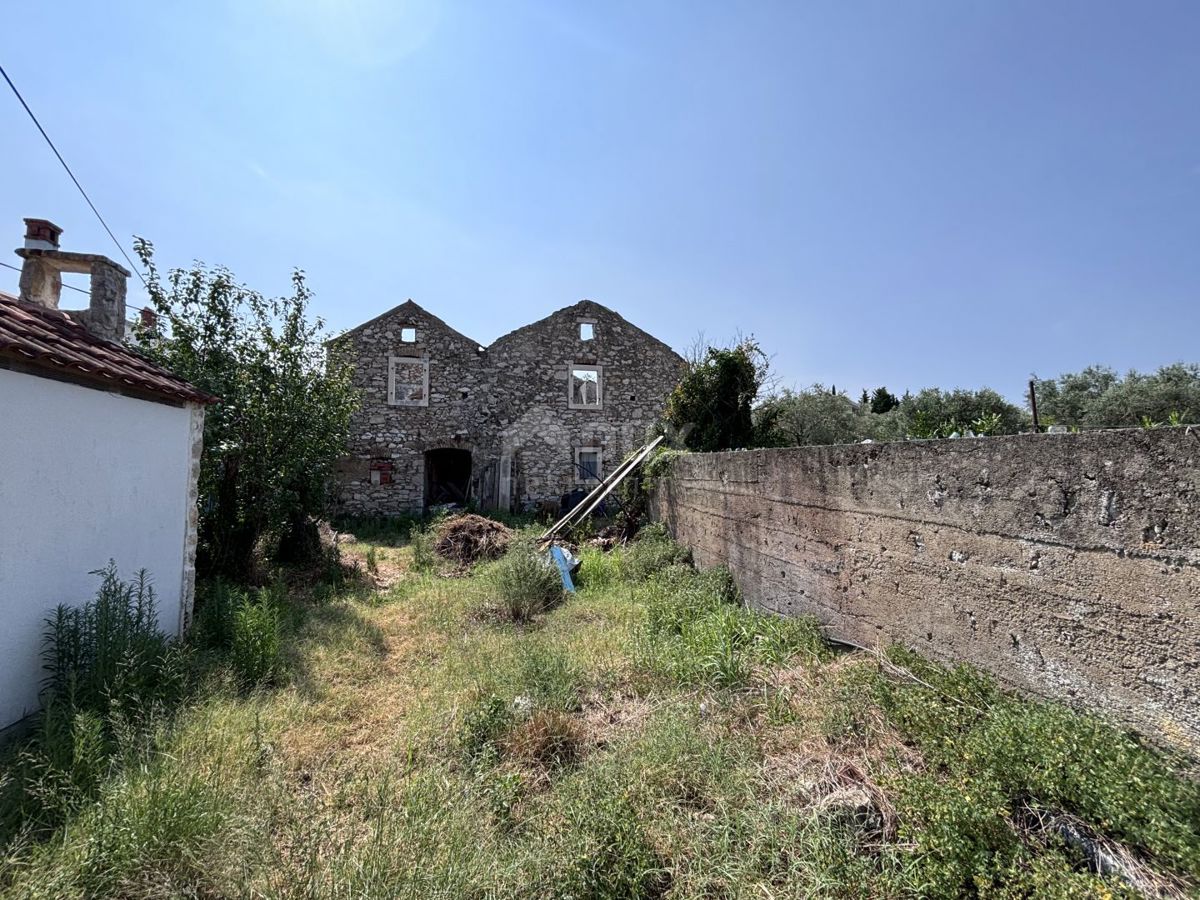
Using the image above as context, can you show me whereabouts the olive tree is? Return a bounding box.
[1032,364,1200,428]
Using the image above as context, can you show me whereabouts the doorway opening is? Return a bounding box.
[424,448,472,507]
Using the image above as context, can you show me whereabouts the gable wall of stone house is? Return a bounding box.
[332,302,489,514]
[333,299,685,515]
[487,301,685,505]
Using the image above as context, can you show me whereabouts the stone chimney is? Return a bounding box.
[15,218,130,343]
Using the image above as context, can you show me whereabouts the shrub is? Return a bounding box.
[622,525,692,582]
[193,582,282,687]
[3,565,187,841]
[665,338,772,452]
[491,543,563,623]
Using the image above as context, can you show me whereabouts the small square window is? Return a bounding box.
[579,321,594,341]
[569,364,602,409]
[400,327,417,343]
[576,447,602,483]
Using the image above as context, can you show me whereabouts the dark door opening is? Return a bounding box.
[424,448,472,507]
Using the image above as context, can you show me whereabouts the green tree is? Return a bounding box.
[132,239,358,578]
[870,386,900,414]
[754,386,871,447]
[901,387,1027,437]
[664,339,770,452]
[1033,364,1200,428]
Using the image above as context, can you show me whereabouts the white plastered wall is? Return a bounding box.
[0,368,195,728]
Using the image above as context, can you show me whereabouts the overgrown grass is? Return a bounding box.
[2,523,1196,899]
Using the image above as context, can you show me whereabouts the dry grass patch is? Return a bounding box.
[579,689,657,750]
[277,600,441,770]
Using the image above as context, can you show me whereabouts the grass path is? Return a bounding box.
[2,526,1198,898]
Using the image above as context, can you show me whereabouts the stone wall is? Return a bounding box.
[332,299,685,515]
[653,429,1200,754]
[488,302,686,504]
[333,301,486,514]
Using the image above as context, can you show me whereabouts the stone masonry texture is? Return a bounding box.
[332,299,685,515]
[653,429,1200,755]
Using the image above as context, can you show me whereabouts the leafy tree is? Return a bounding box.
[132,239,358,578]
[901,387,1028,438]
[870,386,900,414]
[664,339,770,452]
[1032,364,1200,428]
[754,386,871,447]
[753,384,1027,446]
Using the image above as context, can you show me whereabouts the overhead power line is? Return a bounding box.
[0,62,149,290]
[0,259,89,295]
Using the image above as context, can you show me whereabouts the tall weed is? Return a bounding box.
[195,581,282,687]
[41,563,176,717]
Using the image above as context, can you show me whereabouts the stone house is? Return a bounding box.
[332,299,685,515]
[0,219,214,729]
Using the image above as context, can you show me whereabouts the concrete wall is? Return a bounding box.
[653,429,1200,754]
[0,369,197,728]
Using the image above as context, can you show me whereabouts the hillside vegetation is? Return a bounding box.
[1,521,1197,898]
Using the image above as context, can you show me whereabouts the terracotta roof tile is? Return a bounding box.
[0,296,217,405]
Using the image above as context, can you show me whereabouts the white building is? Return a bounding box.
[0,219,214,730]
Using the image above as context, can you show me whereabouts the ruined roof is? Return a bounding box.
[0,295,217,405]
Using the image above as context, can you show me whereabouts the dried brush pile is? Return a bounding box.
[434,514,515,567]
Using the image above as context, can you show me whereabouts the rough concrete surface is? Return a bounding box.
[653,429,1200,755]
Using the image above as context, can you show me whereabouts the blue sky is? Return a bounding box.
[2,1,1197,403]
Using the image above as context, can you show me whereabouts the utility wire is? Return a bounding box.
[0,62,149,290]
[1,261,193,336]
[0,259,89,295]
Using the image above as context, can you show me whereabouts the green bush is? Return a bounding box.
[621,525,692,582]
[194,581,282,687]
[491,543,563,623]
[2,565,188,842]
